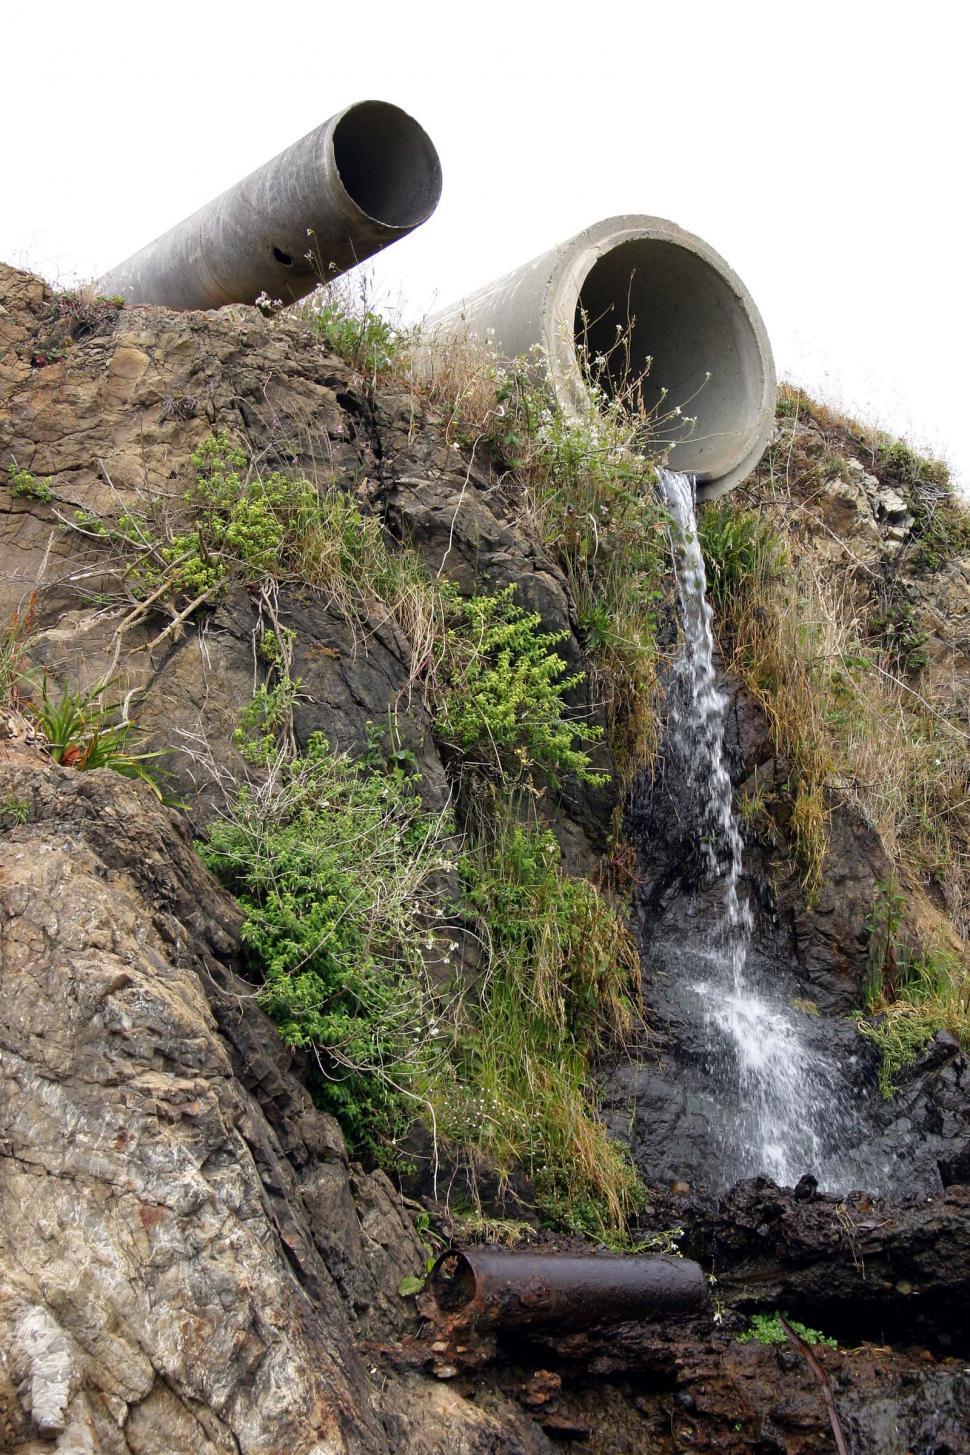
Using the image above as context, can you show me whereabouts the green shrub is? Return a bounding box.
[72,434,446,668]
[198,733,456,1153]
[877,439,949,490]
[407,334,671,785]
[484,369,671,785]
[132,433,321,601]
[440,584,606,786]
[311,300,402,375]
[908,495,970,576]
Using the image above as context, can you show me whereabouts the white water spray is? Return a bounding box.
[661,469,874,1189]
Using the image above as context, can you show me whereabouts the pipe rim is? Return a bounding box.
[541,215,776,497]
[330,100,443,232]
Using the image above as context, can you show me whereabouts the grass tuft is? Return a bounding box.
[449,795,643,1232]
[856,939,969,1096]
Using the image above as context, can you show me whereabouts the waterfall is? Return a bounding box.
[659,469,877,1191]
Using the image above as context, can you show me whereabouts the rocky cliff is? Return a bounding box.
[2,264,969,1453]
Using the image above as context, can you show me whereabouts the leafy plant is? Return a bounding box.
[312,300,402,375]
[484,365,672,786]
[1,793,29,824]
[131,433,321,603]
[863,878,906,1007]
[198,730,456,1154]
[72,433,448,669]
[907,492,970,575]
[6,463,53,503]
[738,1311,836,1348]
[698,499,785,615]
[397,1274,426,1298]
[291,267,408,379]
[400,327,673,788]
[440,584,606,786]
[877,439,949,490]
[35,676,166,793]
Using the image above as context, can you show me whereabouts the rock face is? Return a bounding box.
[0,735,568,1453]
[0,263,611,872]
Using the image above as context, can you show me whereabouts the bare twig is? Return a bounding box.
[138,587,218,654]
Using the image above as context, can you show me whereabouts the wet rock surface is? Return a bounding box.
[602,650,970,1199]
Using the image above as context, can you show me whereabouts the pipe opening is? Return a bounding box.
[430,1253,477,1313]
[574,239,765,481]
[333,101,442,229]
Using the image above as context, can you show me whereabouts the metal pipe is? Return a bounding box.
[427,216,776,500]
[97,100,442,311]
[430,1249,708,1331]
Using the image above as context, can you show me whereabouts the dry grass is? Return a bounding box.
[710,390,970,927]
[728,551,968,915]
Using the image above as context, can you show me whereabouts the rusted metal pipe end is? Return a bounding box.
[97,100,442,311]
[431,1249,709,1331]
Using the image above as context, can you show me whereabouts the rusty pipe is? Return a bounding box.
[97,100,442,310]
[431,1249,708,1331]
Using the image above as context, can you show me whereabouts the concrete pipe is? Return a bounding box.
[427,216,776,500]
[97,100,442,311]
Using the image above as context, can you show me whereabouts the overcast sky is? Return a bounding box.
[5,1,966,488]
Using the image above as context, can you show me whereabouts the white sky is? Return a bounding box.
[4,1,967,488]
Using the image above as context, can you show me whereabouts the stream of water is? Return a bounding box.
[660,469,878,1190]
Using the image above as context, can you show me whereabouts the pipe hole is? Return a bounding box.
[273,247,294,267]
[431,1253,476,1312]
[575,239,764,481]
[333,101,442,229]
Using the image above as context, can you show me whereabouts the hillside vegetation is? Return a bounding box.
[3,271,968,1226]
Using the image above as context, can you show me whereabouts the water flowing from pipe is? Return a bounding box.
[660,468,875,1190]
